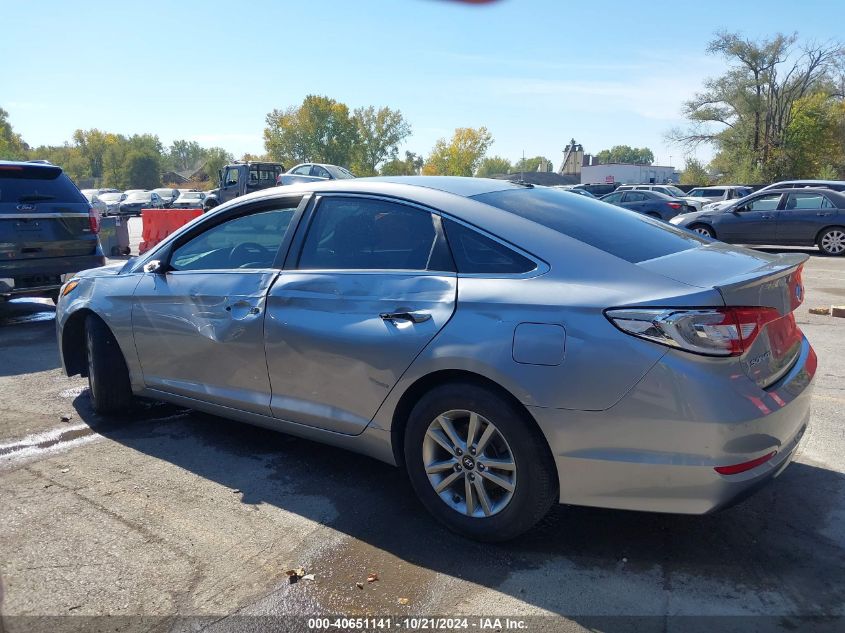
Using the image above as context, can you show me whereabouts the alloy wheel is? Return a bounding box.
[422,410,517,518]
[821,229,845,254]
[692,226,713,237]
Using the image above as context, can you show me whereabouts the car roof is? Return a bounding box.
[755,187,844,196]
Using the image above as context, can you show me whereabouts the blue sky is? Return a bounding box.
[1,0,840,169]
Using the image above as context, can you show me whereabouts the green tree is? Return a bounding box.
[204,147,234,185]
[595,145,654,165]
[680,158,710,185]
[72,129,111,179]
[0,107,29,160]
[422,127,494,176]
[670,31,844,181]
[380,151,424,176]
[512,155,551,172]
[782,93,845,179]
[167,140,206,171]
[476,155,513,177]
[124,150,161,189]
[350,106,411,176]
[264,95,357,166]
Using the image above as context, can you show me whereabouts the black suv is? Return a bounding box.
[1,161,105,301]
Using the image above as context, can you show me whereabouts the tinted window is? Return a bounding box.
[624,192,647,202]
[0,167,86,205]
[443,219,535,274]
[312,166,331,179]
[325,165,355,179]
[170,207,295,271]
[784,193,835,210]
[472,188,706,264]
[291,165,311,175]
[602,192,623,203]
[299,197,440,271]
[746,194,782,211]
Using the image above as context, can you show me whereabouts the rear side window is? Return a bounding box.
[0,166,86,205]
[443,219,535,274]
[472,188,706,264]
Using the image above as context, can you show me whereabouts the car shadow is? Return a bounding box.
[0,299,59,376]
[72,395,845,624]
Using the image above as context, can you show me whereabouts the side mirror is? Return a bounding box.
[143,260,164,274]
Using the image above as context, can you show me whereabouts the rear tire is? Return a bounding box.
[85,315,133,414]
[403,382,557,542]
[818,227,845,256]
[690,223,716,238]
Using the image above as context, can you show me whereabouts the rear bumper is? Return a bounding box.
[531,336,816,514]
[0,253,106,296]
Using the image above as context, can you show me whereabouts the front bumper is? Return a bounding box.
[531,336,816,514]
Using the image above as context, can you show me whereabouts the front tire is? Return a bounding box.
[85,315,133,414]
[818,227,845,256]
[403,383,557,542]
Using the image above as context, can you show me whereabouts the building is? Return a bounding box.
[580,163,679,185]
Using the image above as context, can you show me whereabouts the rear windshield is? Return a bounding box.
[689,188,725,196]
[0,166,86,205]
[472,187,706,263]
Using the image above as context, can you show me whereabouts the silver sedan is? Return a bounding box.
[55,177,816,541]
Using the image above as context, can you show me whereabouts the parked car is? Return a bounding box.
[57,177,815,541]
[98,192,126,216]
[80,189,109,218]
[1,160,104,301]
[552,185,596,198]
[152,188,180,208]
[282,163,355,183]
[704,180,845,213]
[204,161,286,209]
[570,182,618,196]
[171,191,207,209]
[599,189,693,220]
[616,184,707,211]
[685,186,753,205]
[671,187,845,255]
[118,191,164,216]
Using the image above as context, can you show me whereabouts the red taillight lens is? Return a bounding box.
[88,208,100,234]
[667,202,682,209]
[607,306,787,356]
[715,451,776,475]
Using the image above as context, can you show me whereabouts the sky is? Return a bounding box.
[1,0,841,170]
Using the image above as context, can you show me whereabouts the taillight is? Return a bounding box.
[606,306,782,356]
[667,202,682,209]
[88,207,100,234]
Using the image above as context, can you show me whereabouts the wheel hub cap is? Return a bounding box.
[822,231,845,253]
[422,409,517,518]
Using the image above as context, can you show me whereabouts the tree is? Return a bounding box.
[782,93,845,178]
[476,155,513,177]
[594,145,654,165]
[512,155,551,173]
[351,106,411,176]
[124,150,161,189]
[72,129,111,179]
[669,31,844,181]
[167,140,206,171]
[680,158,711,185]
[380,151,424,176]
[422,127,493,176]
[0,107,29,160]
[203,147,234,184]
[264,95,357,166]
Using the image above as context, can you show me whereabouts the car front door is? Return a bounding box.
[777,192,838,243]
[716,193,783,243]
[264,194,457,435]
[131,197,305,414]
[219,166,241,203]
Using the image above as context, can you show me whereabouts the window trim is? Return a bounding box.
[130,194,309,273]
[289,193,454,275]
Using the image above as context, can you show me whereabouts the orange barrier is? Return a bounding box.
[138,208,203,254]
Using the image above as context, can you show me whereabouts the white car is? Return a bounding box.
[80,189,109,218]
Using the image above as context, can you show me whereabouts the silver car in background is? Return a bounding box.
[55,177,816,541]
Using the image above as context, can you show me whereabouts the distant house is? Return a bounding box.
[580,163,679,185]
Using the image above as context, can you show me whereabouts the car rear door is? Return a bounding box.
[264,194,457,435]
[777,191,839,243]
[131,196,305,414]
[0,164,96,283]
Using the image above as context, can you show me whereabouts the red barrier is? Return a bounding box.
[138,208,203,254]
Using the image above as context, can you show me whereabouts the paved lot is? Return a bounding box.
[1,232,844,632]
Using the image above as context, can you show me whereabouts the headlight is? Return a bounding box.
[669,217,684,225]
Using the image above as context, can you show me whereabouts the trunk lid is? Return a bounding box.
[638,242,806,388]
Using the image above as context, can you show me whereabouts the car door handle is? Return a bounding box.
[380,311,431,324]
[761,215,775,219]
[817,212,832,217]
[225,302,260,315]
